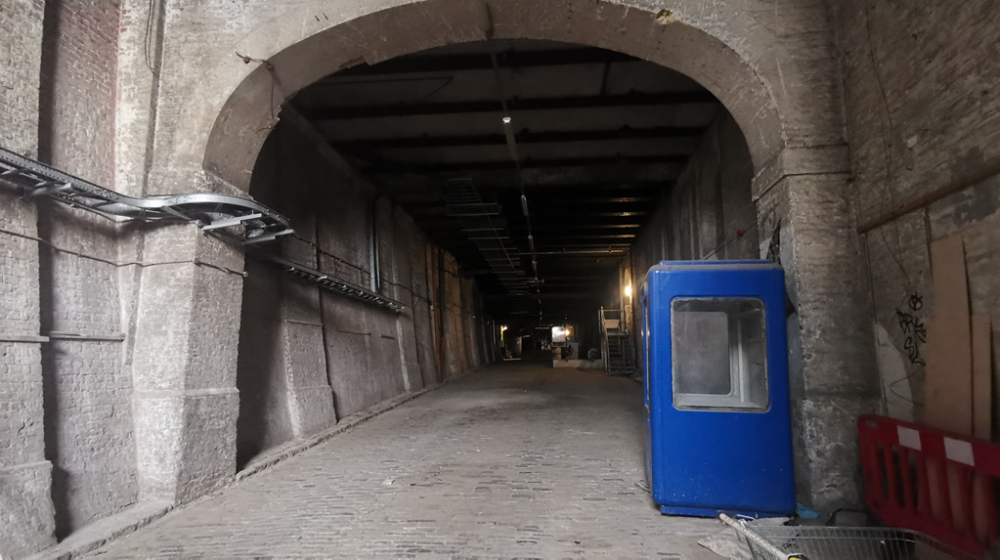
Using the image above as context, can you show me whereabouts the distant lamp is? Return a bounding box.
[624,285,633,298]
[502,116,512,124]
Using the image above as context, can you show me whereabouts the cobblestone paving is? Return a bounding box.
[88,363,722,559]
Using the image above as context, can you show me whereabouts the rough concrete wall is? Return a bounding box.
[440,254,469,379]
[632,111,758,276]
[237,126,334,465]
[630,110,757,386]
[0,2,57,557]
[235,261,295,467]
[830,1,1000,433]
[237,121,462,463]
[460,279,477,370]
[317,187,407,415]
[387,205,428,393]
[407,220,439,388]
[34,0,138,538]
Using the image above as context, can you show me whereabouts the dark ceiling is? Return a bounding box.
[291,39,721,322]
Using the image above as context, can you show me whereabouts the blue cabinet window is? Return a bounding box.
[671,298,768,411]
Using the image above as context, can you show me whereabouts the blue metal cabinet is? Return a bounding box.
[641,260,795,518]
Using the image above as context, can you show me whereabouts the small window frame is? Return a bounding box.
[670,297,770,412]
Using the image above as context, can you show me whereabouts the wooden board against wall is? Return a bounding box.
[972,314,992,440]
[923,235,973,436]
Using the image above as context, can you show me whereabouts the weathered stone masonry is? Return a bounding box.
[1,3,57,558]
[2,0,1000,557]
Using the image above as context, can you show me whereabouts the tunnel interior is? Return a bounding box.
[291,39,730,326]
[235,38,756,467]
[8,1,1000,556]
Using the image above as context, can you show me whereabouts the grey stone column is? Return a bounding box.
[754,148,881,512]
[0,195,58,558]
[130,225,245,503]
[0,2,56,556]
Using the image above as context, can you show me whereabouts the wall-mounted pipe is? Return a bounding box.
[486,36,540,293]
[370,197,381,292]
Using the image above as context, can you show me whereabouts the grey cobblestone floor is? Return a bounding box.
[88,363,722,559]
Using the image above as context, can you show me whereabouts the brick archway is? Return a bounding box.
[139,0,870,514]
[199,0,788,194]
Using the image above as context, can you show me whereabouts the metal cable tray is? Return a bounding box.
[0,145,291,244]
[0,145,405,312]
[252,254,405,312]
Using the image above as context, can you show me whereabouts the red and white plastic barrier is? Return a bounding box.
[858,414,1000,554]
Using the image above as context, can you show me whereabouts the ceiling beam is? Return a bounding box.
[486,292,605,300]
[332,126,705,150]
[368,165,682,188]
[503,223,642,230]
[521,196,654,204]
[405,196,653,209]
[477,181,669,191]
[530,234,636,239]
[409,156,686,173]
[305,91,717,120]
[527,211,648,217]
[330,48,637,77]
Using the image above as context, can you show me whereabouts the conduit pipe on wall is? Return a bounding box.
[371,197,381,292]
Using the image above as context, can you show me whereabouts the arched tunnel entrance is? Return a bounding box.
[233,38,758,470]
[0,0,887,554]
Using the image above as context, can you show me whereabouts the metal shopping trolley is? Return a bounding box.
[719,514,995,560]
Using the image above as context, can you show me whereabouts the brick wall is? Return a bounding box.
[831,0,1000,430]
[0,2,57,557]
[0,0,45,158]
[35,0,137,538]
[39,0,120,183]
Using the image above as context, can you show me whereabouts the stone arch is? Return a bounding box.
[197,0,788,193]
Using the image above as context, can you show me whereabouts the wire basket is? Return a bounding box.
[719,514,991,560]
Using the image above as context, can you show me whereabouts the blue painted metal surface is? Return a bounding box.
[641,260,795,518]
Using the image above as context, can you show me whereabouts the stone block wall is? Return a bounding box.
[235,121,488,466]
[830,0,1000,433]
[631,111,758,278]
[35,0,139,539]
[0,2,57,557]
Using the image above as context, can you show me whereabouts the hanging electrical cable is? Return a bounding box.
[484,8,541,304]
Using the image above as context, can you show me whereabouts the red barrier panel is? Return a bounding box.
[858,414,1000,555]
